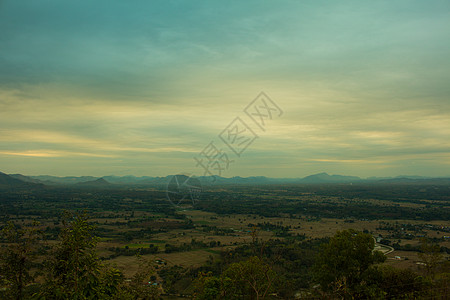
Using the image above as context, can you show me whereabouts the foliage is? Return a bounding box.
[418,238,444,279]
[194,256,277,300]
[312,229,386,295]
[39,212,104,299]
[363,265,429,299]
[37,212,160,299]
[1,181,450,299]
[222,256,276,299]
[0,221,43,300]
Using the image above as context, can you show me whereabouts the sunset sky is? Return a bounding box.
[1,1,449,178]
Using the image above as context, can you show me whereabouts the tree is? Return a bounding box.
[0,221,43,300]
[39,212,104,299]
[193,256,277,300]
[38,212,160,299]
[193,272,221,300]
[418,238,443,279]
[222,256,277,300]
[364,265,428,298]
[312,229,385,295]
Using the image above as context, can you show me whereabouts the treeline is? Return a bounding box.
[217,183,450,202]
[0,188,176,218]
[1,184,449,224]
[195,191,450,220]
[107,244,159,259]
[164,238,221,254]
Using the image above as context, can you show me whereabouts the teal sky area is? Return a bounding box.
[1,1,449,178]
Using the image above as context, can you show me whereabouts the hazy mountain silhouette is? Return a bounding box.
[0,172,443,188]
[31,175,98,185]
[9,174,44,184]
[377,177,450,185]
[0,172,43,189]
[75,178,113,188]
[299,172,362,183]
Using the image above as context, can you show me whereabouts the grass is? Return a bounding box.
[123,240,167,248]
[148,239,166,244]
[205,249,221,254]
[194,220,210,225]
[98,237,112,241]
[125,243,150,248]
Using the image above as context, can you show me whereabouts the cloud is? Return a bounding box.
[0,150,117,158]
[0,1,449,176]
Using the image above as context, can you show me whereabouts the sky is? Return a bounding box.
[0,0,449,178]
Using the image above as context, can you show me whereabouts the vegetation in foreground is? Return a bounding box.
[0,183,449,299]
[1,213,449,299]
[0,213,159,299]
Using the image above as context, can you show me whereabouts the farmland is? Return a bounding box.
[1,182,450,297]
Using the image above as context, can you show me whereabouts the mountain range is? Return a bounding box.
[1,171,450,190]
[0,172,44,189]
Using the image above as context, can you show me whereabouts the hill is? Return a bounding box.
[75,178,113,188]
[9,174,45,184]
[17,172,450,187]
[31,175,98,185]
[0,172,44,189]
[299,172,362,183]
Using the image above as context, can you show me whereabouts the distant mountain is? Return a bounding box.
[366,176,394,181]
[31,175,98,185]
[75,178,113,188]
[378,177,450,185]
[9,174,44,184]
[197,176,273,185]
[0,172,43,189]
[299,172,361,183]
[132,176,171,186]
[395,175,432,180]
[6,172,448,188]
[23,173,362,186]
[103,175,139,184]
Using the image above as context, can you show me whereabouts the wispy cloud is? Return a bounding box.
[0,150,117,158]
[0,1,449,177]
